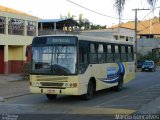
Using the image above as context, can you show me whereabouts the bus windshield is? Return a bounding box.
[31,46,77,75]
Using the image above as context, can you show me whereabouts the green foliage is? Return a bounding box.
[60,12,106,30]
[91,25,106,30]
[79,14,83,27]
[138,52,159,63]
[147,0,158,10]
[114,0,125,17]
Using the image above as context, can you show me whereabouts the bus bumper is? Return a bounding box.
[30,86,80,95]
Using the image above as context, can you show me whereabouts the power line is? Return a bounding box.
[141,6,160,21]
[138,20,159,33]
[67,0,160,30]
[136,6,160,33]
[66,0,133,20]
[132,8,150,72]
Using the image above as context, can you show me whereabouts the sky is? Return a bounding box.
[0,0,160,27]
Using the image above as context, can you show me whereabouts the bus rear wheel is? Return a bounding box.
[113,75,123,91]
[46,94,57,100]
[82,80,95,100]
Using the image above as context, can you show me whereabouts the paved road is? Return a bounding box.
[0,69,160,120]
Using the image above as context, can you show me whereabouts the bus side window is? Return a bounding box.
[121,46,127,62]
[79,46,88,64]
[131,46,134,61]
[98,44,105,63]
[79,45,89,74]
[114,45,120,62]
[106,44,114,63]
[128,46,133,61]
[89,43,98,64]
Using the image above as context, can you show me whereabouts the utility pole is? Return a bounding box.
[132,8,149,71]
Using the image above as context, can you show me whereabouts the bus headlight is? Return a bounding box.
[64,83,77,88]
[32,82,41,87]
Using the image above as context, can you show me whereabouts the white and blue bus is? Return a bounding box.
[30,35,135,100]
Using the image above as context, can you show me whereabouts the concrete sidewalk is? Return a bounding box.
[136,96,160,114]
[0,74,30,102]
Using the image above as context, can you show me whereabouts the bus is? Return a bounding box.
[29,35,135,100]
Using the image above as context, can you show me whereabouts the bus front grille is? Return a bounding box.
[41,82,63,87]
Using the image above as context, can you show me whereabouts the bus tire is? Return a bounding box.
[82,80,95,100]
[113,75,123,91]
[46,94,57,100]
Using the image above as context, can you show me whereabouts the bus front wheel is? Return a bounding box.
[82,80,95,100]
[46,94,57,100]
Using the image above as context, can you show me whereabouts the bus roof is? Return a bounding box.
[35,34,134,45]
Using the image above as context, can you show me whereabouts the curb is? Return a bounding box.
[135,96,160,114]
[0,93,31,101]
[4,93,31,99]
[7,79,27,82]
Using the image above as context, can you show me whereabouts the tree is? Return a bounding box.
[138,52,158,63]
[114,0,158,23]
[91,24,106,30]
[67,12,76,19]
[114,0,125,24]
[60,12,76,19]
[79,14,83,27]
[78,14,91,30]
[83,18,90,30]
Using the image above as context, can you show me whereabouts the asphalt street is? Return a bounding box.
[0,69,160,120]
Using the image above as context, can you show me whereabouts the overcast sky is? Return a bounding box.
[0,0,160,26]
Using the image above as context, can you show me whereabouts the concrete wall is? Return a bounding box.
[137,38,160,55]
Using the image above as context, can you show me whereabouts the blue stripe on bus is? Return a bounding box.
[98,62,125,84]
[99,77,119,83]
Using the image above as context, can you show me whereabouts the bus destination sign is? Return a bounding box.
[47,37,77,45]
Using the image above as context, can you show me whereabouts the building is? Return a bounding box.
[79,27,135,43]
[137,38,160,55]
[38,18,79,35]
[0,5,38,74]
[110,17,160,38]
[110,17,160,55]
[38,18,135,43]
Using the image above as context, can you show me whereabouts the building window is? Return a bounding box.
[126,37,128,41]
[114,35,118,40]
[120,36,125,39]
[129,37,133,42]
[8,18,24,35]
[0,16,5,34]
[27,21,36,36]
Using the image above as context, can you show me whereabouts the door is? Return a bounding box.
[0,46,4,73]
